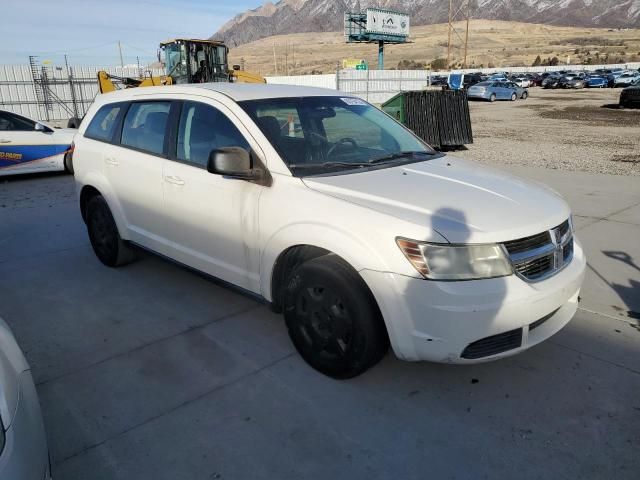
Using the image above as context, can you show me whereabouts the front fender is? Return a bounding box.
[259,222,388,301]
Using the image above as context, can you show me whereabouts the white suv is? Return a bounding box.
[73,84,586,378]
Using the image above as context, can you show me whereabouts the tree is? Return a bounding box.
[430,58,448,70]
[532,55,542,67]
[549,56,560,66]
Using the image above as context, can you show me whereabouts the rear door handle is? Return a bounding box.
[0,139,11,144]
[164,175,185,186]
[104,157,119,166]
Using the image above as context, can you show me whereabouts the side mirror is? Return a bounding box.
[207,147,266,183]
[35,122,50,133]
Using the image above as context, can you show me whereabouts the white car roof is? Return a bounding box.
[95,83,344,103]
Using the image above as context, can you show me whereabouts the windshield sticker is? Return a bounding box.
[341,97,367,106]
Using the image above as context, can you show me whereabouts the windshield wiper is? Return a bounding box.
[288,152,438,171]
[367,150,436,164]
[288,161,371,169]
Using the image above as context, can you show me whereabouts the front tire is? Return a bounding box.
[283,255,388,378]
[489,93,496,102]
[63,152,74,174]
[86,196,136,267]
[521,91,528,100]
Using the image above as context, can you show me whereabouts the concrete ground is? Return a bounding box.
[0,166,639,480]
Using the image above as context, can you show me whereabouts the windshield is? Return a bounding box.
[163,43,187,81]
[239,96,440,176]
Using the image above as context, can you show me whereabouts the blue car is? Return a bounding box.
[586,76,607,88]
[467,81,522,102]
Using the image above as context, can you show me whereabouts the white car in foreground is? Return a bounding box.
[0,109,75,176]
[73,84,586,378]
[0,317,50,479]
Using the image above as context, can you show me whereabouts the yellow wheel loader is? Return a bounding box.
[97,38,265,94]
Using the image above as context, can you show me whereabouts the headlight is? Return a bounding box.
[396,238,513,280]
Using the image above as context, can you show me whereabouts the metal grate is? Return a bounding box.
[461,328,523,359]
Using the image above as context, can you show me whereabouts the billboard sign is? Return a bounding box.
[365,8,409,38]
[343,58,368,70]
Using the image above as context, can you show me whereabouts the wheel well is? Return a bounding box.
[79,185,102,223]
[270,245,331,313]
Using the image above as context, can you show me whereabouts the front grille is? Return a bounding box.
[514,255,553,280]
[503,219,573,282]
[461,328,523,359]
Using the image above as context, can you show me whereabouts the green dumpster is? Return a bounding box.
[381,92,405,124]
[382,90,473,150]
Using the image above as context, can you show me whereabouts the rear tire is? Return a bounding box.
[67,117,81,129]
[86,196,136,267]
[283,255,388,378]
[510,92,517,101]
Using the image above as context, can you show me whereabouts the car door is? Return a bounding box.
[161,99,264,292]
[106,100,172,248]
[0,111,68,175]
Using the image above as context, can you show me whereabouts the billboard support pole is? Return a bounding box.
[378,41,384,70]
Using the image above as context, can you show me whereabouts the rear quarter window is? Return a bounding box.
[85,104,123,142]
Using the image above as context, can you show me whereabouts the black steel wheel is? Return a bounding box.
[283,255,388,378]
[86,195,136,267]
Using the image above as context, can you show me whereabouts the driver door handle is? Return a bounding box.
[164,175,185,186]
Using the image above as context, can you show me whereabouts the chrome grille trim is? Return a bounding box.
[503,219,573,282]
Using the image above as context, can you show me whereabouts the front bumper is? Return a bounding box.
[0,371,50,480]
[361,238,586,363]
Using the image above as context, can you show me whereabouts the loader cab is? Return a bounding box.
[161,39,229,84]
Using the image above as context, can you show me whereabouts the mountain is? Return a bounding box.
[213,0,640,47]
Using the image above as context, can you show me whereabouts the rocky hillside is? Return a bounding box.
[213,0,640,47]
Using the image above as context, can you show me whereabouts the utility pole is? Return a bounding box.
[463,0,470,68]
[447,0,453,68]
[118,41,124,68]
[272,42,278,75]
[447,0,472,69]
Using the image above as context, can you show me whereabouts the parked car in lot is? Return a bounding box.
[586,76,608,88]
[73,84,586,378]
[498,81,529,99]
[560,76,586,89]
[614,71,640,87]
[511,76,531,88]
[467,81,524,101]
[620,78,640,108]
[0,316,51,479]
[542,75,562,89]
[0,109,75,176]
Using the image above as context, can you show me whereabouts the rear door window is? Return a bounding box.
[121,102,171,155]
[85,104,123,142]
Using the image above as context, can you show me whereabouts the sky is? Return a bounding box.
[1,0,264,66]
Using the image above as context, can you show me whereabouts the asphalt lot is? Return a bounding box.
[1,162,639,479]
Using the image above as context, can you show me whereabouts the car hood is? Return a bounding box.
[302,156,570,244]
